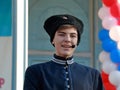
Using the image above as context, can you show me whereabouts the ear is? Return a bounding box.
[52,41,54,44]
[52,42,55,47]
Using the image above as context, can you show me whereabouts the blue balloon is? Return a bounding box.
[110,48,120,64]
[98,29,110,41]
[102,38,117,52]
[118,65,120,71]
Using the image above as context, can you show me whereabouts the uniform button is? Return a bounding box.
[67,85,70,88]
[64,66,68,69]
[66,78,69,81]
[66,72,68,74]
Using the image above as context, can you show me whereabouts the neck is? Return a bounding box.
[54,54,73,60]
[52,54,74,65]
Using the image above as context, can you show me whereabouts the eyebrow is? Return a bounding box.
[57,31,77,35]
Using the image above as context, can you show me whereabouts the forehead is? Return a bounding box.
[58,24,77,30]
[57,25,77,33]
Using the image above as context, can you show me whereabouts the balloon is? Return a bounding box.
[99,50,110,63]
[110,48,120,64]
[118,19,120,25]
[118,65,120,71]
[109,71,120,86]
[98,6,110,20]
[101,71,116,90]
[102,60,117,74]
[102,0,117,7]
[102,16,117,30]
[104,82,116,90]
[118,41,120,49]
[101,70,109,83]
[98,29,109,41]
[102,38,117,52]
[110,3,120,18]
[117,85,120,90]
[109,25,120,42]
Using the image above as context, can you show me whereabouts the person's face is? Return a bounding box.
[52,25,78,58]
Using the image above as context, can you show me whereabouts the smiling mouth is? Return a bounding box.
[61,45,72,48]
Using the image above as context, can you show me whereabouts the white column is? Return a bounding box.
[16,0,28,90]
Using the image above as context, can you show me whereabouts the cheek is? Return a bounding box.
[53,38,61,47]
[53,37,63,44]
[73,38,78,45]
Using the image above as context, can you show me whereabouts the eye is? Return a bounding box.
[70,34,77,38]
[58,33,65,36]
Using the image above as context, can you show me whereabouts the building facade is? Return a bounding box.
[0,0,102,90]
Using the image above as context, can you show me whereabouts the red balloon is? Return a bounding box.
[104,82,116,90]
[102,0,117,7]
[110,3,120,18]
[118,18,120,25]
[101,71,116,90]
[101,71,109,83]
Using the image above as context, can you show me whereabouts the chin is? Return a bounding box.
[61,53,72,57]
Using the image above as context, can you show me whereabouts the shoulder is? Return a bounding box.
[25,61,52,75]
[26,61,52,70]
[73,62,100,75]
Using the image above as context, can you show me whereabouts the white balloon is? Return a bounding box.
[117,85,120,90]
[99,51,110,63]
[109,26,120,42]
[102,16,117,30]
[98,6,110,20]
[102,60,117,74]
[109,71,120,86]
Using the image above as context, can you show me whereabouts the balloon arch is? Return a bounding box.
[98,0,120,90]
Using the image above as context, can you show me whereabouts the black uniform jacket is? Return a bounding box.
[24,55,104,90]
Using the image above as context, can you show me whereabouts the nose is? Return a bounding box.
[64,35,71,42]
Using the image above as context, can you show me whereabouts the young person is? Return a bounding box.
[24,14,104,90]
